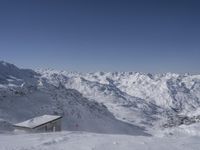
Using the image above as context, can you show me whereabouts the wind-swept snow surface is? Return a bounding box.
[0,131,200,150]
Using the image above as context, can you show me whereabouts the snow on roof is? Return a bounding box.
[14,115,62,129]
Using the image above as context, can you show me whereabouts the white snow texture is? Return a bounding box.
[1,61,200,150]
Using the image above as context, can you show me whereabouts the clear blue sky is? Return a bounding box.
[0,0,200,73]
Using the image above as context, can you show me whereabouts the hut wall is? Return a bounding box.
[34,119,61,132]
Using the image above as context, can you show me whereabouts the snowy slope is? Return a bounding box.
[1,61,200,134]
[38,70,200,128]
[0,61,148,135]
[0,131,200,150]
[1,61,200,150]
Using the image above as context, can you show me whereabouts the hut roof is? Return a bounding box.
[14,115,62,129]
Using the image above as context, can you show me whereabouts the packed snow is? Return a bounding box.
[0,131,200,150]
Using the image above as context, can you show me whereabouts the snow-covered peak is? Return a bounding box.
[1,60,200,133]
[0,61,39,87]
[0,61,10,66]
[36,67,200,127]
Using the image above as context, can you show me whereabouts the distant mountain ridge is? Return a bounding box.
[0,61,200,134]
[38,66,200,127]
[0,61,148,135]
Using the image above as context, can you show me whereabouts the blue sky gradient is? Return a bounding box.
[0,0,200,73]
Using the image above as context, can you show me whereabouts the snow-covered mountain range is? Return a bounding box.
[1,61,200,134]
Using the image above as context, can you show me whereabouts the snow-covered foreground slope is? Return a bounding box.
[0,131,200,150]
